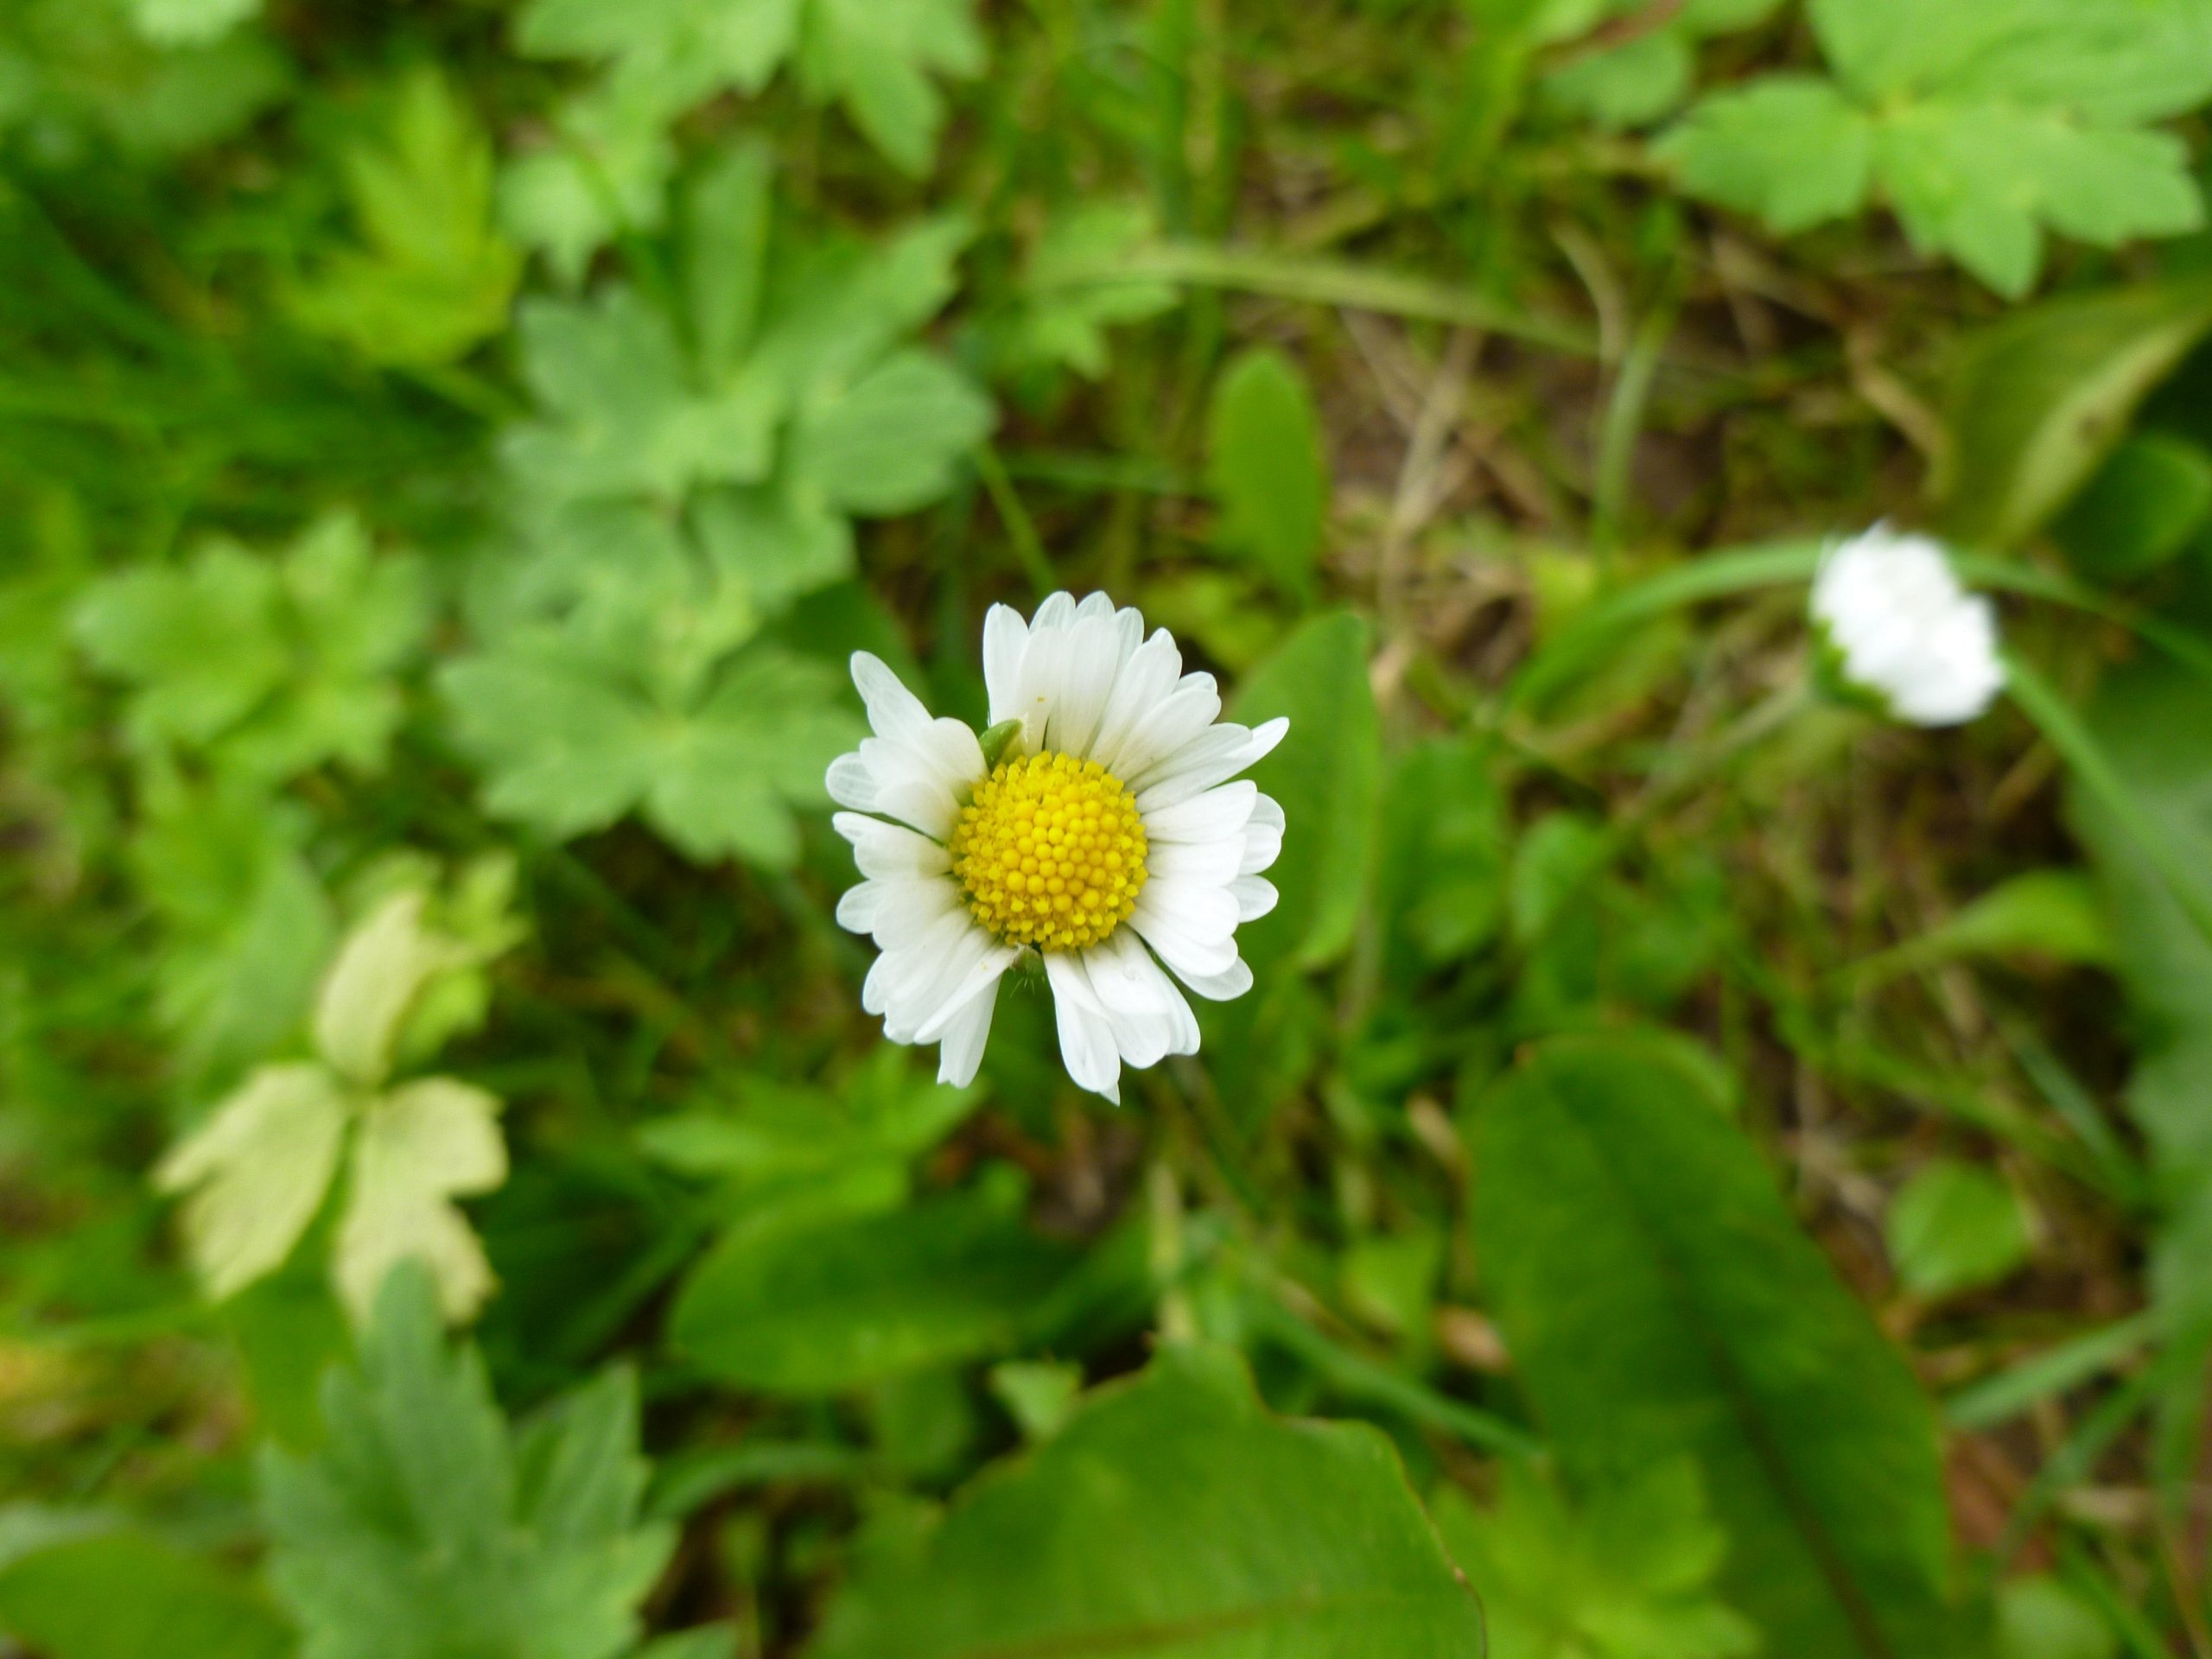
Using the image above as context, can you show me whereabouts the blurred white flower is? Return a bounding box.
[1810,527,2004,728]
[827,593,1287,1103]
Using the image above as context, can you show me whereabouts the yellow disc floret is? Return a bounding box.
[949,751,1149,951]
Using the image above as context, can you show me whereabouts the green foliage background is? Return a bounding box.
[4,0,2212,1655]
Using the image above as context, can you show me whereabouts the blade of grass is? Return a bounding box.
[1945,1311,2160,1430]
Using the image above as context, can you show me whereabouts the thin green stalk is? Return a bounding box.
[1244,1295,1546,1459]
[1986,1363,2160,1576]
[1944,1310,2161,1430]
[1057,241,1599,357]
[974,440,1060,599]
[1592,289,1681,559]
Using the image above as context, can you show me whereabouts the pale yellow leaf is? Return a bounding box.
[155,1063,350,1299]
[334,1077,508,1325]
[313,890,468,1088]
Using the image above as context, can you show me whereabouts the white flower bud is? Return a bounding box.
[1810,527,2004,728]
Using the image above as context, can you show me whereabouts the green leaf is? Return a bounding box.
[505,289,779,511]
[792,350,994,516]
[124,0,259,46]
[0,1529,293,1659]
[1886,1160,2034,1300]
[1228,611,1382,971]
[1002,201,1177,380]
[441,628,858,868]
[671,1177,1079,1394]
[1371,739,1513,969]
[514,0,798,109]
[74,514,429,782]
[154,1063,349,1300]
[1941,279,2212,549]
[289,68,522,367]
[1206,346,1330,602]
[682,142,775,382]
[2076,658,2212,1495]
[262,1267,677,1659]
[1996,1577,2118,1659]
[2054,433,2212,582]
[131,778,335,1079]
[1433,1459,1758,1659]
[639,1046,980,1185]
[515,0,982,175]
[498,81,676,289]
[1471,1033,1974,1657]
[809,1344,1484,1658]
[792,0,984,175]
[1540,0,1784,129]
[1656,79,1877,234]
[334,1078,508,1326]
[1845,870,2115,988]
[1659,0,2212,294]
[986,1360,1084,1442]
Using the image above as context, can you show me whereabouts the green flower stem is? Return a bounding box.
[2005,652,2212,952]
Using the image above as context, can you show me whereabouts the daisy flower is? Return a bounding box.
[827,593,1287,1103]
[1809,527,2004,728]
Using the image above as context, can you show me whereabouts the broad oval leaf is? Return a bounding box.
[671,1180,1078,1394]
[1941,280,2212,550]
[1228,610,1382,972]
[1471,1033,1978,1658]
[1206,346,1330,601]
[0,1529,294,1659]
[808,1344,1485,1659]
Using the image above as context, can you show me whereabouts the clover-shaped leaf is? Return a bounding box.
[1660,0,2212,295]
[75,513,430,783]
[514,0,982,176]
[154,863,522,1325]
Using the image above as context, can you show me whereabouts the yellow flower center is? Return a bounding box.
[949,751,1149,951]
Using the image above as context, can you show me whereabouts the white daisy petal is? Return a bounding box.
[826,592,1288,1096]
[1149,836,1246,887]
[826,753,880,813]
[885,925,1007,1044]
[1045,952,1122,1104]
[1085,930,1200,1065]
[1143,780,1257,846]
[1241,794,1285,875]
[1130,887,1240,982]
[863,877,962,951]
[1088,630,1185,776]
[936,980,1001,1088]
[1230,875,1279,922]
[836,883,883,934]
[1133,718,1288,812]
[982,604,1032,728]
[1174,954,1255,1002]
[912,945,1020,1045]
[1109,677,1222,780]
[851,652,935,747]
[1041,605,1130,758]
[833,813,950,879]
